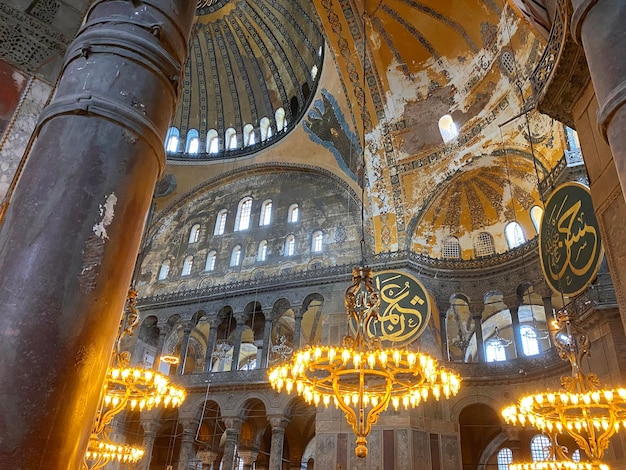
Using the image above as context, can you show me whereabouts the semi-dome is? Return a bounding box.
[165,0,325,160]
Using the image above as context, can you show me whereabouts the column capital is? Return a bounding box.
[268,414,290,431]
[237,448,259,466]
[140,417,161,436]
[234,312,248,325]
[222,416,243,431]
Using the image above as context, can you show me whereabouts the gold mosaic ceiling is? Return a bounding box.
[167,0,324,157]
[164,0,566,259]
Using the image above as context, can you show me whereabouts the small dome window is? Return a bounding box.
[185,129,199,154]
[438,115,458,144]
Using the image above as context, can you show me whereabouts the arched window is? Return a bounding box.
[520,325,540,356]
[158,260,170,280]
[257,240,268,261]
[275,108,286,132]
[235,197,253,231]
[225,127,237,150]
[312,230,323,253]
[243,124,255,146]
[497,448,513,470]
[214,209,228,235]
[505,221,525,248]
[566,126,580,150]
[442,236,461,259]
[531,434,550,462]
[530,206,543,233]
[205,251,217,272]
[188,224,201,244]
[260,200,272,226]
[475,232,495,257]
[485,339,507,362]
[165,127,180,152]
[185,129,199,154]
[311,64,318,80]
[206,129,219,154]
[438,115,458,143]
[182,255,193,276]
[260,117,272,141]
[230,245,242,267]
[288,203,299,223]
[285,235,296,256]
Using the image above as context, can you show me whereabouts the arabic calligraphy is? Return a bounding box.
[540,183,603,296]
[351,271,430,347]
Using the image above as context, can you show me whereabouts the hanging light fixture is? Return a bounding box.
[84,289,186,470]
[268,266,461,457]
[269,2,461,457]
[506,432,610,470]
[502,310,626,464]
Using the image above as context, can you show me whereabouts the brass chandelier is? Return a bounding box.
[502,310,626,464]
[268,266,461,458]
[84,289,186,470]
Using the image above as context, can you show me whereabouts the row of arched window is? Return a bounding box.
[187,200,300,247]
[158,230,325,280]
[497,435,580,469]
[442,207,544,259]
[165,109,288,155]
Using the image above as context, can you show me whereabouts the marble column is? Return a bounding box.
[177,420,200,470]
[204,318,220,372]
[439,309,449,360]
[197,449,219,470]
[230,313,247,371]
[471,304,485,363]
[0,1,196,468]
[221,418,242,470]
[238,448,259,470]
[137,417,161,470]
[268,415,290,470]
[570,1,626,328]
[260,316,274,368]
[178,322,193,375]
[292,306,304,349]
[154,326,171,371]
[508,302,525,358]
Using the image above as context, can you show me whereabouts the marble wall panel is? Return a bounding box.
[440,435,461,470]
[413,430,430,470]
[0,76,51,199]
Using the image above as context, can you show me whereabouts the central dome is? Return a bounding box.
[166,0,325,160]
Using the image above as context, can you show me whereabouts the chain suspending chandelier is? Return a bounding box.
[502,310,626,465]
[83,289,186,470]
[269,266,461,458]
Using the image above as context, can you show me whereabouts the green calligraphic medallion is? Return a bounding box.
[351,270,431,347]
[539,182,603,297]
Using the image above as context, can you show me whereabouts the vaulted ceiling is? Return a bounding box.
[159,0,565,260]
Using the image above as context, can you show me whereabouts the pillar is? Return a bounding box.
[471,304,485,363]
[570,0,626,328]
[238,448,259,470]
[260,315,273,368]
[292,306,304,349]
[268,415,290,470]
[197,449,219,470]
[508,302,525,359]
[177,420,199,470]
[178,322,193,375]
[137,416,161,470]
[221,418,242,470]
[439,308,449,361]
[230,313,247,371]
[0,1,196,468]
[204,318,220,372]
[154,325,170,370]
